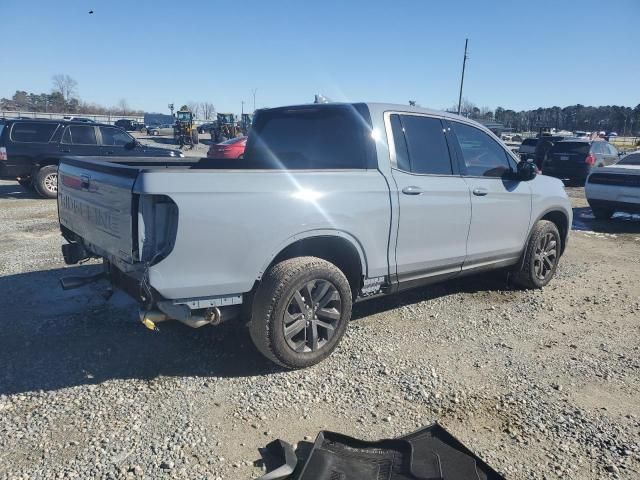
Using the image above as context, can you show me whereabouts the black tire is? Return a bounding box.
[33,165,58,199]
[250,257,352,369]
[192,130,199,145]
[18,179,33,190]
[512,220,561,289]
[152,130,159,136]
[591,207,613,220]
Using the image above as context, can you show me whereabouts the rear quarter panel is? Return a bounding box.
[139,169,392,299]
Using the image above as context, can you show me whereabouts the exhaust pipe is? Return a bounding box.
[139,307,221,331]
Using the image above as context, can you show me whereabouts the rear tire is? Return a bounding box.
[33,165,58,199]
[250,257,352,369]
[192,130,199,145]
[512,220,561,289]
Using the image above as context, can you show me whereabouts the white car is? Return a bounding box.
[585,151,640,219]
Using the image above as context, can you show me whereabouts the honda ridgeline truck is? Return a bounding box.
[57,103,572,368]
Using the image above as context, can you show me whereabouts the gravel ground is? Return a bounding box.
[0,180,639,479]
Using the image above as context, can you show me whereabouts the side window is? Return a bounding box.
[390,114,453,175]
[591,142,604,154]
[100,127,133,146]
[10,122,58,143]
[61,127,72,144]
[451,122,511,177]
[389,114,410,171]
[606,144,618,155]
[69,126,97,145]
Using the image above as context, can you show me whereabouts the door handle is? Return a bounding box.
[106,151,114,155]
[472,187,489,196]
[402,186,424,195]
[60,149,70,153]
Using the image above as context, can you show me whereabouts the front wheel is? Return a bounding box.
[250,257,352,369]
[33,165,58,199]
[512,220,561,289]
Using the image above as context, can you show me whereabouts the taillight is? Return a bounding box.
[585,153,596,166]
[0,147,6,161]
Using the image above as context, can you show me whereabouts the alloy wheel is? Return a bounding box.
[283,279,342,353]
[533,232,557,281]
[44,173,58,193]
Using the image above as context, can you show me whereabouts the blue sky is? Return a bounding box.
[1,0,638,114]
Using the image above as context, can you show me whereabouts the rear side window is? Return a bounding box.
[67,126,97,145]
[393,114,452,175]
[99,127,132,146]
[451,122,511,177]
[244,106,369,169]
[521,138,538,147]
[10,122,58,143]
[550,142,590,155]
[606,144,618,155]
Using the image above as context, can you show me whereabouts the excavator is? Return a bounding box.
[173,106,199,148]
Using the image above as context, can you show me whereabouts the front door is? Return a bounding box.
[387,113,472,285]
[97,126,136,156]
[448,120,532,269]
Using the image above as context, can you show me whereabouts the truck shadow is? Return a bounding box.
[0,183,42,199]
[572,206,640,234]
[0,265,518,396]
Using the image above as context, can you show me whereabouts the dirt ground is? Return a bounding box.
[0,180,638,479]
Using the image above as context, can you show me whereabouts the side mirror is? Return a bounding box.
[124,139,136,150]
[516,159,537,181]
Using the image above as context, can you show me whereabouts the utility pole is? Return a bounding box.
[168,103,174,117]
[241,101,245,117]
[457,38,469,116]
[251,89,257,111]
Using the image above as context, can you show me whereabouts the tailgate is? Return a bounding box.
[58,158,139,263]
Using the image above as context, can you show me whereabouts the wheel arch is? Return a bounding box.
[258,230,367,298]
[517,208,570,272]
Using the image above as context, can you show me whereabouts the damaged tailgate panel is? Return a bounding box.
[58,157,139,264]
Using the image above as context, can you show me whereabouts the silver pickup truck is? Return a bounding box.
[58,103,572,368]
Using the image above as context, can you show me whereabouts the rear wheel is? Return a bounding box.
[33,165,58,199]
[512,220,561,289]
[250,257,352,369]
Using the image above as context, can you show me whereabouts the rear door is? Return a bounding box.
[60,125,100,157]
[449,120,531,268]
[387,113,471,284]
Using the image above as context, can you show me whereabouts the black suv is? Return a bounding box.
[0,119,183,198]
[542,139,620,185]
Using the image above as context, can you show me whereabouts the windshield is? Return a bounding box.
[617,152,640,165]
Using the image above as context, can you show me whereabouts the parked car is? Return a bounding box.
[542,139,620,185]
[207,136,247,159]
[63,116,95,123]
[114,119,144,131]
[585,150,640,219]
[147,124,175,136]
[518,138,538,160]
[57,102,572,369]
[0,119,183,198]
[533,135,566,169]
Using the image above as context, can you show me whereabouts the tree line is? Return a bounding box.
[452,99,640,136]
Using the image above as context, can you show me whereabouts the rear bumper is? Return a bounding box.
[543,163,592,180]
[587,198,640,214]
[0,163,30,180]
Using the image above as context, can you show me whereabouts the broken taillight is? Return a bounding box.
[585,153,596,166]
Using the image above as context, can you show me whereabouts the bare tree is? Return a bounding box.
[117,99,129,115]
[200,102,215,120]
[187,102,200,118]
[51,74,78,111]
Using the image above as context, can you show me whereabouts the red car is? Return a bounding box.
[207,136,247,159]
